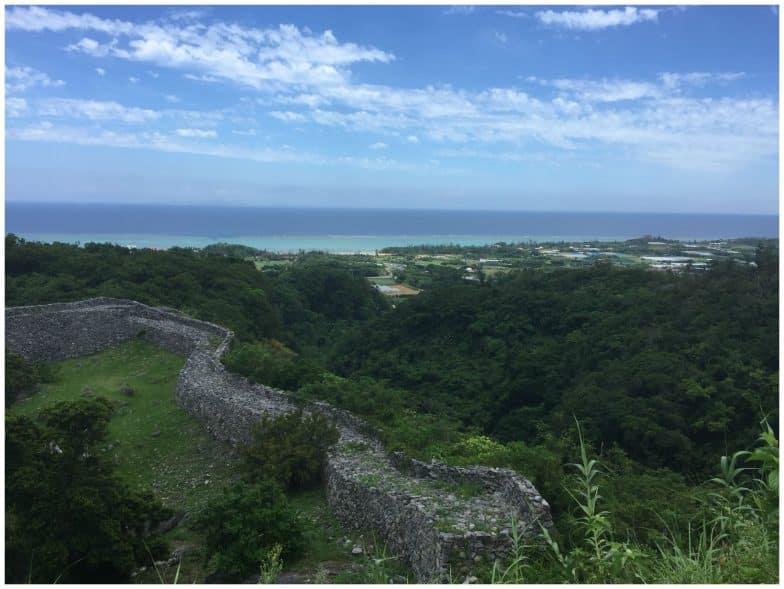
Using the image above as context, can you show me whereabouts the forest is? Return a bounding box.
[4,234,779,583]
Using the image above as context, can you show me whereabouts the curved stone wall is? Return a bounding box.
[6,298,552,581]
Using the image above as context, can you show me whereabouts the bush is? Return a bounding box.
[223,340,322,390]
[298,374,406,423]
[5,350,53,406]
[241,409,339,490]
[5,398,171,583]
[194,479,305,580]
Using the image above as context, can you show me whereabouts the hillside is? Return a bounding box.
[4,235,779,584]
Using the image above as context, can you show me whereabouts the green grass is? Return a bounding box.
[7,339,246,583]
[289,488,354,568]
[8,339,241,511]
[7,339,411,583]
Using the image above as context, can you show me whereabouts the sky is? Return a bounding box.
[4,4,780,213]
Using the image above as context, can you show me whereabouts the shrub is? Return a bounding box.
[194,479,305,580]
[5,350,50,406]
[223,340,322,390]
[5,399,171,583]
[298,374,406,423]
[241,409,339,490]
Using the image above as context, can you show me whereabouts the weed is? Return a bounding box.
[258,544,284,584]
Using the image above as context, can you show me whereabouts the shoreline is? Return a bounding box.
[8,232,771,254]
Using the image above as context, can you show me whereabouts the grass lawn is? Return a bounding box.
[8,339,243,583]
[8,338,240,511]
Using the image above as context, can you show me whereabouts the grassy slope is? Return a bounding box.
[8,339,403,583]
[8,339,239,511]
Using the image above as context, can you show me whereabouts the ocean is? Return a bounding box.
[5,202,779,253]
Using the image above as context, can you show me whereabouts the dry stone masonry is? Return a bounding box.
[6,298,552,581]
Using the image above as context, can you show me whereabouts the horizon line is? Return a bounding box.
[5,201,779,218]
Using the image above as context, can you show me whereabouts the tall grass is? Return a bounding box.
[645,418,778,584]
[539,419,645,583]
[490,418,778,584]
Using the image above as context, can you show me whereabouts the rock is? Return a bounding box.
[463,576,478,584]
[351,545,364,555]
[120,384,135,396]
[82,386,94,397]
[151,429,161,437]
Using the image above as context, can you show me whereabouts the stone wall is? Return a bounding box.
[5,298,552,582]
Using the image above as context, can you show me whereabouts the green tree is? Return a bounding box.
[241,409,339,490]
[5,350,40,406]
[5,398,171,583]
[194,479,305,580]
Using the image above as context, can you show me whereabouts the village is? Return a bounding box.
[241,236,767,299]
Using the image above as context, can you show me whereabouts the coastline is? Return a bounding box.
[6,231,760,254]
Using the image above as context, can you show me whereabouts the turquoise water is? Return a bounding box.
[8,203,777,252]
[15,232,641,253]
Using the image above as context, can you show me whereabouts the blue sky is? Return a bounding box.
[4,5,780,213]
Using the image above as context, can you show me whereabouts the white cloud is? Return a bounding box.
[6,123,320,164]
[167,8,209,22]
[164,94,180,103]
[184,73,220,84]
[536,72,746,103]
[6,97,28,117]
[67,37,115,57]
[95,67,106,76]
[232,129,257,136]
[496,10,528,19]
[336,156,427,172]
[269,110,306,122]
[6,66,65,93]
[369,142,387,150]
[5,6,775,174]
[547,78,660,102]
[129,76,139,84]
[37,98,160,123]
[280,78,776,171]
[175,128,217,138]
[9,6,394,90]
[536,7,659,31]
[6,6,135,34]
[494,32,508,44]
[147,70,159,78]
[659,71,745,90]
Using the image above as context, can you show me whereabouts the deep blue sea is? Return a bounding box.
[5,202,779,253]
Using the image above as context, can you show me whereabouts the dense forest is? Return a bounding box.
[333,258,778,476]
[5,234,779,583]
